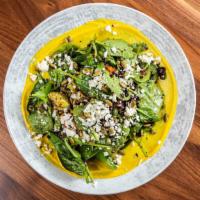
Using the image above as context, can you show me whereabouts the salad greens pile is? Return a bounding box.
[27,38,167,183]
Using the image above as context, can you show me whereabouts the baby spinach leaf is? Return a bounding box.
[28,112,53,133]
[48,132,93,183]
[95,151,117,169]
[72,105,86,131]
[133,67,151,83]
[102,39,135,59]
[104,72,122,97]
[32,82,52,103]
[137,82,164,123]
[64,139,81,159]
[80,145,99,161]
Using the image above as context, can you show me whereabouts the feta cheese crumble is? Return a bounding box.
[80,100,110,127]
[111,47,117,53]
[105,25,112,32]
[88,73,104,90]
[65,54,74,70]
[125,106,136,117]
[37,58,49,72]
[103,51,108,58]
[115,154,122,165]
[29,73,37,82]
[103,152,109,156]
[139,53,154,65]
[60,113,77,137]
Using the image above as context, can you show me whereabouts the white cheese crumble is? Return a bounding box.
[125,106,136,117]
[60,113,77,137]
[52,110,57,118]
[136,65,142,72]
[33,133,43,148]
[105,25,112,32]
[110,94,117,102]
[115,154,122,165]
[43,103,48,110]
[103,152,109,156]
[123,60,136,80]
[82,131,90,142]
[63,128,76,137]
[71,91,81,100]
[45,56,53,64]
[124,119,131,128]
[94,123,101,133]
[135,114,140,122]
[64,54,74,70]
[111,47,117,53]
[88,73,104,90]
[29,73,37,82]
[103,51,108,58]
[35,140,42,148]
[80,101,110,127]
[139,53,154,65]
[34,134,43,140]
[37,58,49,72]
[43,143,52,155]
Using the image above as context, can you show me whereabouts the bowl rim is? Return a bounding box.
[3,3,196,195]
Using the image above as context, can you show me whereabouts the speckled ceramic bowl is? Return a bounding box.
[3,3,196,195]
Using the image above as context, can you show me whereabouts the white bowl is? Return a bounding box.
[3,3,196,195]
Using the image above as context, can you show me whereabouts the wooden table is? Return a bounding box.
[0,0,199,199]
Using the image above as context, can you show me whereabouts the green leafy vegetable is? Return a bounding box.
[66,72,107,99]
[96,151,117,169]
[114,126,130,150]
[137,82,164,122]
[80,145,99,160]
[49,68,66,88]
[53,115,61,132]
[32,82,52,103]
[102,39,135,59]
[132,42,148,54]
[133,68,151,83]
[104,72,122,97]
[48,132,93,183]
[28,112,53,133]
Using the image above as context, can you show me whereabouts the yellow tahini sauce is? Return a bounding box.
[21,19,177,179]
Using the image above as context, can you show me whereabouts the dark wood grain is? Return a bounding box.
[0,0,200,199]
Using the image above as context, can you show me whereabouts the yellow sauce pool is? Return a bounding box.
[21,19,178,179]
